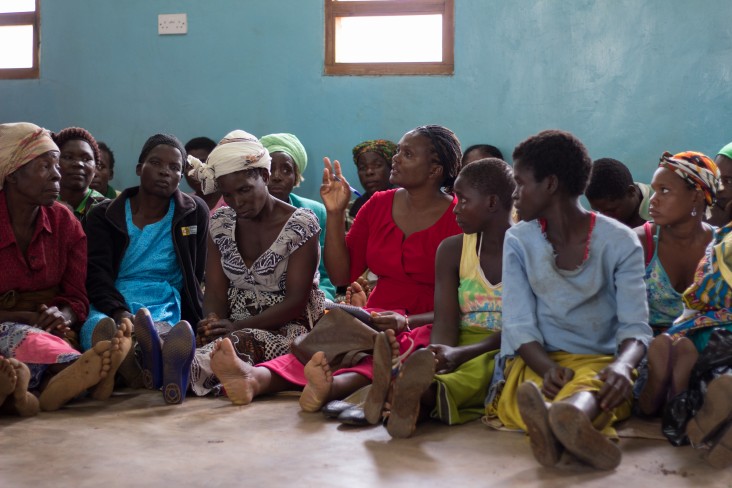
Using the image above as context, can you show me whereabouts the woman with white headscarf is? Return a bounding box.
[178,130,325,397]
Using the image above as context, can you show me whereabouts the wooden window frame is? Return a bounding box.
[324,0,454,76]
[0,0,40,79]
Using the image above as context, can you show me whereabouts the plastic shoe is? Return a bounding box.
[134,308,163,390]
[517,381,563,467]
[687,375,732,446]
[91,317,117,346]
[549,402,621,470]
[386,349,435,439]
[161,321,195,405]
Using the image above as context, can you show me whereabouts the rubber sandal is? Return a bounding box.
[705,421,732,469]
[91,317,117,347]
[687,375,732,446]
[134,308,163,390]
[549,402,621,470]
[517,381,563,467]
[386,348,435,438]
[161,321,195,404]
[363,333,415,425]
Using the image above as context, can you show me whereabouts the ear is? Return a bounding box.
[487,194,500,212]
[135,163,142,177]
[109,167,115,179]
[627,183,638,198]
[260,170,270,185]
[430,162,444,181]
[544,174,560,194]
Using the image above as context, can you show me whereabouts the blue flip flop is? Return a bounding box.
[134,308,163,390]
[161,321,195,405]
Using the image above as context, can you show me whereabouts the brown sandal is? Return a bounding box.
[386,349,435,438]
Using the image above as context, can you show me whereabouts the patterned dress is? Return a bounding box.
[643,223,684,335]
[190,206,325,396]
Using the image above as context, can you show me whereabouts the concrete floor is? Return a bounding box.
[0,390,728,488]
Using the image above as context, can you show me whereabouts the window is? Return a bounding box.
[324,0,454,76]
[0,0,40,79]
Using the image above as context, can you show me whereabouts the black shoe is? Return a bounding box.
[337,407,370,426]
[322,400,357,419]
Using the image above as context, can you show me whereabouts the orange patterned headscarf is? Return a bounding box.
[0,122,59,190]
[659,151,720,207]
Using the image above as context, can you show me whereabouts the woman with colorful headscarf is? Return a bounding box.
[636,151,719,416]
[261,133,335,300]
[182,130,324,399]
[347,139,397,229]
[0,122,130,413]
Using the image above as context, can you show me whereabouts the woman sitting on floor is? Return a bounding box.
[81,134,208,400]
[205,125,462,412]
[0,122,130,413]
[643,144,732,468]
[346,139,396,229]
[377,158,514,438]
[53,127,107,220]
[181,130,325,399]
[636,151,719,416]
[488,130,651,470]
[261,132,336,301]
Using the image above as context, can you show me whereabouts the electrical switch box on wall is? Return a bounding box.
[158,13,187,35]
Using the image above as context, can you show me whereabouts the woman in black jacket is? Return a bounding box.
[81,134,208,396]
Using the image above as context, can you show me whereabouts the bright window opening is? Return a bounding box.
[335,15,443,63]
[0,0,39,79]
[325,0,454,76]
[0,25,34,68]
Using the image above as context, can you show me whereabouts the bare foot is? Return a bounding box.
[670,337,699,399]
[0,356,17,402]
[345,280,368,307]
[92,319,133,400]
[210,338,257,405]
[5,359,39,417]
[300,351,333,412]
[639,334,672,416]
[39,341,113,411]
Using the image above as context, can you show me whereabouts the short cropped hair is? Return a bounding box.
[462,144,504,163]
[184,136,217,154]
[97,142,115,170]
[458,158,515,210]
[512,130,592,196]
[138,133,187,169]
[585,158,634,201]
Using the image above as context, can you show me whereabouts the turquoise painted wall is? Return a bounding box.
[1,0,731,198]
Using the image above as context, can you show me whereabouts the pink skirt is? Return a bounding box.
[259,324,432,386]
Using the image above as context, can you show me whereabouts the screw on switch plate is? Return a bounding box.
[158,13,187,35]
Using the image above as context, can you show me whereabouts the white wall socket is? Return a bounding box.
[158,13,187,35]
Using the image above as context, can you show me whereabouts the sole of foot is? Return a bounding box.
[517,381,563,467]
[134,308,163,390]
[300,351,333,412]
[363,332,392,425]
[161,321,195,405]
[5,358,39,417]
[39,341,112,411]
[638,334,672,416]
[210,338,256,405]
[92,319,132,400]
[687,375,732,446]
[386,349,435,439]
[549,402,621,470]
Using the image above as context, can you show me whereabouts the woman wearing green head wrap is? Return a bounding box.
[261,133,336,301]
